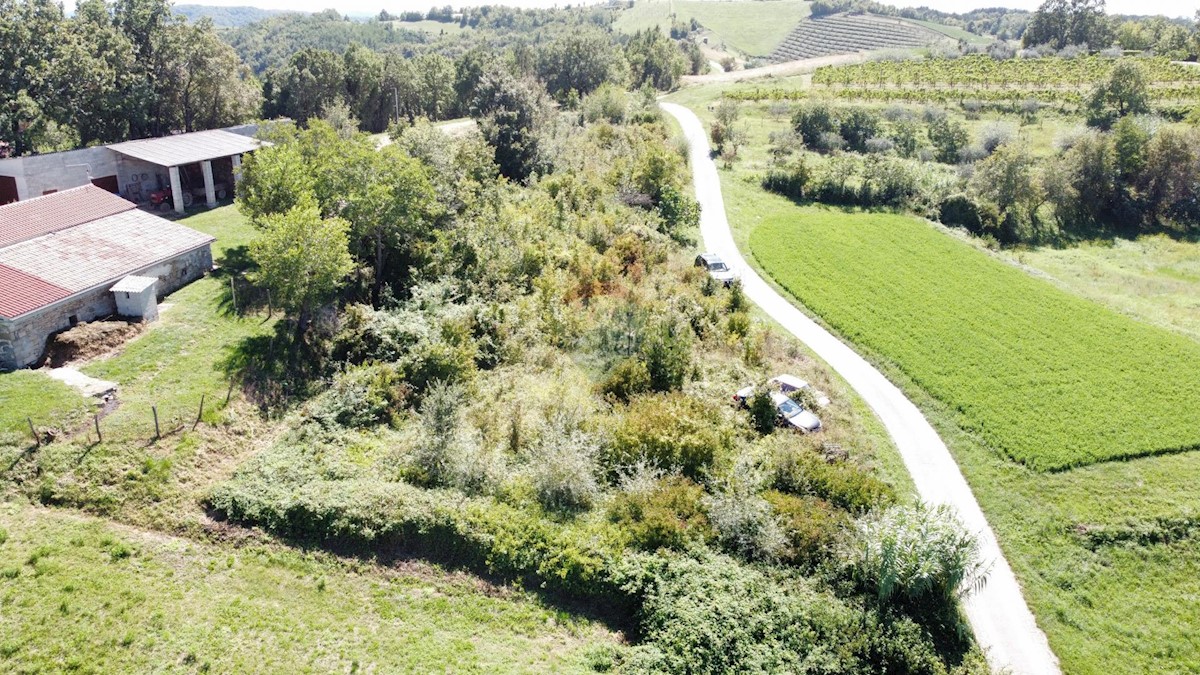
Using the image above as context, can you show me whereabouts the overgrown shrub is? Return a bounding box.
[769,441,894,514]
[748,388,778,435]
[608,475,710,551]
[762,159,811,200]
[527,419,601,511]
[607,393,734,478]
[854,502,988,608]
[938,193,999,238]
[309,363,410,428]
[763,490,849,569]
[639,319,692,392]
[704,487,785,561]
[599,357,652,402]
[412,380,498,491]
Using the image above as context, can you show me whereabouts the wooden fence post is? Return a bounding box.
[94,414,102,444]
[152,406,161,440]
[27,417,39,448]
[193,394,206,430]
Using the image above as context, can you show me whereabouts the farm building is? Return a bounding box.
[0,124,265,214]
[0,185,215,371]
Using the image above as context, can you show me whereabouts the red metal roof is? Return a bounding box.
[0,184,135,248]
[0,263,72,319]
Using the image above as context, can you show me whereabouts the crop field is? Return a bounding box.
[813,55,1200,88]
[614,0,809,56]
[749,208,1200,471]
[769,13,950,63]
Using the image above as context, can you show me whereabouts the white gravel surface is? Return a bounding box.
[661,101,1061,675]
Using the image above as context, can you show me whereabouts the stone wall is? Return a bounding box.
[0,243,213,371]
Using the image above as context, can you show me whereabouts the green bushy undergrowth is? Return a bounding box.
[203,115,983,673]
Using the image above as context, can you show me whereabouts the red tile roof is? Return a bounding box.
[0,263,72,319]
[0,184,135,248]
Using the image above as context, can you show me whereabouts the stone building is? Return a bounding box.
[0,185,214,370]
[0,124,264,213]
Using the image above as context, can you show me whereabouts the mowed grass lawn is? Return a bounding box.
[0,371,89,437]
[748,206,1200,470]
[615,0,809,56]
[0,504,622,673]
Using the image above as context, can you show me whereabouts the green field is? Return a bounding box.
[1005,236,1200,344]
[748,207,1200,470]
[715,173,1200,675]
[0,505,621,672]
[614,0,810,56]
[0,371,89,438]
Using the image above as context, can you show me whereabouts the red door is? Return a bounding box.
[91,175,119,194]
[0,176,16,205]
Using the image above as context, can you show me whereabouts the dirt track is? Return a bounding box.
[681,52,870,84]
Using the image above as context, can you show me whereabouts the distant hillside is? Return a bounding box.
[174,4,299,28]
[769,13,952,62]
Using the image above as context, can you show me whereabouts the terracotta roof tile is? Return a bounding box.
[0,263,72,319]
[0,209,214,295]
[0,184,135,248]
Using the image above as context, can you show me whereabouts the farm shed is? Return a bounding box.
[108,129,262,214]
[0,124,265,209]
[0,185,214,371]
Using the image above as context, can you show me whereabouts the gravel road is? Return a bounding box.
[660,101,1061,675]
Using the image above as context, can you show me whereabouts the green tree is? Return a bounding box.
[1086,59,1149,129]
[971,143,1043,243]
[1023,0,1114,49]
[236,142,317,224]
[928,116,969,164]
[625,28,686,91]
[791,101,837,149]
[249,196,354,343]
[338,145,440,304]
[536,28,624,101]
[1138,128,1198,227]
[470,65,552,181]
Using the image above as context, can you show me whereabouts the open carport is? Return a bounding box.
[107,130,265,214]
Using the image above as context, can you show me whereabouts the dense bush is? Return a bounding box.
[308,363,409,428]
[608,475,710,551]
[764,490,850,569]
[599,357,652,402]
[854,502,988,609]
[769,441,895,514]
[614,550,968,674]
[607,393,734,478]
[704,486,785,561]
[527,420,601,511]
[748,388,778,435]
[638,319,692,392]
[762,159,811,201]
[938,193,999,238]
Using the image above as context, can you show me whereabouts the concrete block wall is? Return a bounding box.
[0,146,119,201]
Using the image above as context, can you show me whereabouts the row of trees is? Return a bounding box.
[1024,0,1200,59]
[0,0,260,155]
[263,27,695,135]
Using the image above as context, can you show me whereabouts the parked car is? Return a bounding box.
[733,374,830,409]
[771,391,823,433]
[733,374,826,433]
[694,252,738,286]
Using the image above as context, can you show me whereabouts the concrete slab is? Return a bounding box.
[46,367,117,398]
